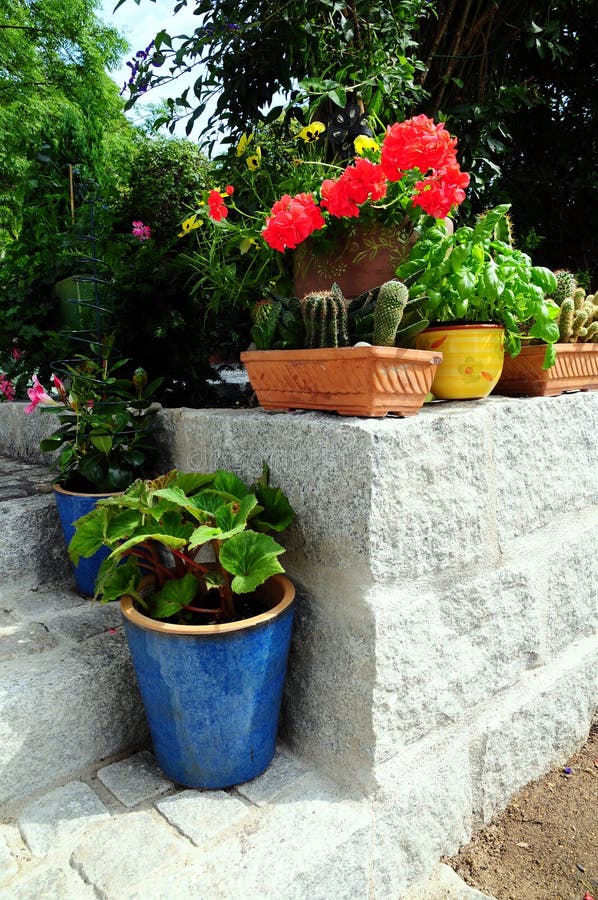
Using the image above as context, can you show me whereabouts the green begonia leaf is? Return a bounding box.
[188,524,223,547]
[109,532,188,560]
[212,470,250,499]
[106,509,143,543]
[151,573,199,618]
[218,530,285,594]
[68,507,109,564]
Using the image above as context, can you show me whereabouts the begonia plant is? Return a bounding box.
[68,465,294,624]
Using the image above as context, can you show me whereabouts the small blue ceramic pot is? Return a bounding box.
[53,484,116,597]
[121,573,295,789]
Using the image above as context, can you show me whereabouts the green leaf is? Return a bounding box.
[39,435,64,452]
[542,344,557,369]
[215,494,259,539]
[173,472,215,494]
[109,532,188,560]
[530,266,558,295]
[90,434,113,454]
[252,482,294,532]
[219,531,285,594]
[95,558,140,603]
[188,524,223,547]
[152,486,190,507]
[212,470,250,499]
[68,508,109,565]
[151,573,199,618]
[106,509,142,542]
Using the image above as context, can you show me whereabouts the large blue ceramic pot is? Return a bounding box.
[53,484,116,597]
[121,573,295,789]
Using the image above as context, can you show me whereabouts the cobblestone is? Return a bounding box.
[17,781,110,858]
[156,789,251,846]
[97,751,174,808]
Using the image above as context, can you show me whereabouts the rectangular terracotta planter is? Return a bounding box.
[240,346,443,417]
[496,344,598,397]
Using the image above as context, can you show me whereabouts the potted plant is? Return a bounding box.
[68,464,296,789]
[393,204,560,399]
[24,342,162,595]
[497,271,598,396]
[179,109,470,305]
[241,279,442,417]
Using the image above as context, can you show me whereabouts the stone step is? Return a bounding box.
[0,457,70,584]
[0,579,148,807]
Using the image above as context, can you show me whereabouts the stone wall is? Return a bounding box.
[156,396,598,875]
[1,395,597,888]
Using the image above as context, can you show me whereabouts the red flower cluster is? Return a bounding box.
[262,193,325,253]
[320,158,387,219]
[380,115,457,180]
[412,164,471,219]
[208,189,229,221]
[258,115,469,252]
[0,373,15,401]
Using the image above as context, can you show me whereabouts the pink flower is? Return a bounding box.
[24,375,57,414]
[0,374,15,402]
[132,220,151,241]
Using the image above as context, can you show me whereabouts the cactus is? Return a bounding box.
[300,283,349,348]
[492,210,515,247]
[557,298,575,342]
[555,289,598,343]
[372,280,409,346]
[552,269,577,304]
[250,293,304,350]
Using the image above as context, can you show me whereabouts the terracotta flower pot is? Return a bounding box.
[415,324,505,400]
[293,223,418,299]
[496,343,598,397]
[241,345,442,417]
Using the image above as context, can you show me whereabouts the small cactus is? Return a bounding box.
[300,283,349,348]
[552,269,577,305]
[555,288,598,343]
[373,280,409,346]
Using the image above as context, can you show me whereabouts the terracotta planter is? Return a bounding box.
[241,346,442,417]
[293,223,417,299]
[496,343,598,397]
[415,324,505,400]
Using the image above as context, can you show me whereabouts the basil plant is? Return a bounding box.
[395,204,560,368]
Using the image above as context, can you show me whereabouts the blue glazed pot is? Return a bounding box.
[53,484,116,597]
[121,573,295,789]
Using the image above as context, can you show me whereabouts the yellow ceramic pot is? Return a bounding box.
[415,324,505,400]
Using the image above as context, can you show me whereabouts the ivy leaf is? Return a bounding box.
[151,573,199,618]
[218,531,285,594]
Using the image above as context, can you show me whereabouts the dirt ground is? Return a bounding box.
[445,724,597,900]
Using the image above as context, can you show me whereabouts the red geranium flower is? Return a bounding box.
[321,158,388,218]
[381,114,458,181]
[262,193,325,252]
[412,164,471,219]
[208,189,229,221]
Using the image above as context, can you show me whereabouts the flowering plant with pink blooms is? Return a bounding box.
[26,346,163,493]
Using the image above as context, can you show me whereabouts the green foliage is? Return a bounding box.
[395,205,561,363]
[36,345,163,492]
[121,0,427,148]
[69,465,294,623]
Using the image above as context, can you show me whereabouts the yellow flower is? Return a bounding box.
[295,121,325,143]
[246,146,262,170]
[178,213,202,238]
[239,237,257,254]
[236,133,253,157]
[354,134,379,156]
